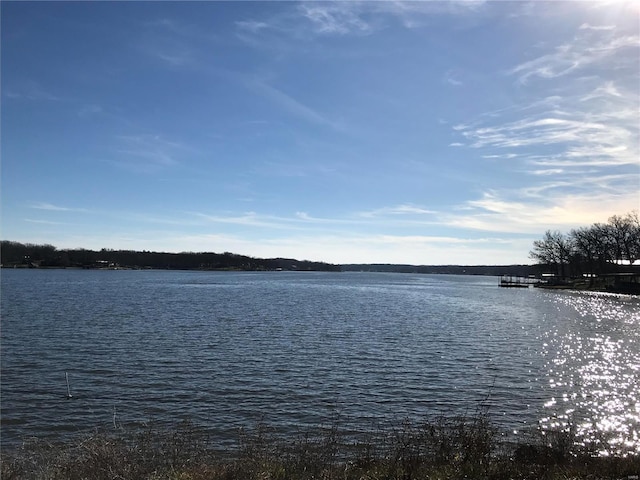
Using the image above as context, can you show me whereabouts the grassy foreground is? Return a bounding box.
[2,414,639,480]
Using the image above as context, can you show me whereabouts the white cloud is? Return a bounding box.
[297,3,374,35]
[111,134,192,172]
[375,0,488,29]
[531,168,564,176]
[444,70,464,86]
[235,0,491,46]
[445,188,639,235]
[154,50,194,67]
[358,204,436,218]
[3,81,63,102]
[123,231,531,265]
[77,104,103,117]
[235,20,270,33]
[579,23,616,31]
[30,202,88,213]
[482,153,518,159]
[446,18,639,240]
[245,78,342,131]
[25,219,67,225]
[510,31,639,84]
[580,81,622,101]
[143,17,218,44]
[459,113,637,167]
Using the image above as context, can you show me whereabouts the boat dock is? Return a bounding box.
[499,275,539,288]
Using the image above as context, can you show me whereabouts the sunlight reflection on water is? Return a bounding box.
[2,270,640,457]
[540,291,640,455]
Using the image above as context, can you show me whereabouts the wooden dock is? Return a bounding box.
[499,275,538,288]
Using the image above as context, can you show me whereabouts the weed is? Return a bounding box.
[2,415,639,480]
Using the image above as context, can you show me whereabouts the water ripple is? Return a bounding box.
[2,270,638,455]
[539,290,640,455]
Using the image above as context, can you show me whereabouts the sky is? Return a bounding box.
[1,1,638,265]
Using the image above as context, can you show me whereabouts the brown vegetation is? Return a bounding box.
[2,415,639,480]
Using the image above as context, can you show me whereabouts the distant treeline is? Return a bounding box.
[0,241,340,272]
[341,263,540,277]
[1,240,540,276]
[529,211,640,278]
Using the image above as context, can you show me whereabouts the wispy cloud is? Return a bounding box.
[530,168,564,176]
[185,205,443,237]
[3,81,63,102]
[368,1,488,29]
[456,24,639,170]
[191,211,284,229]
[139,39,196,67]
[458,111,637,167]
[253,158,339,179]
[579,23,616,31]
[235,0,490,46]
[509,30,639,84]
[25,219,67,225]
[189,210,353,230]
[162,230,527,265]
[30,202,89,213]
[112,134,190,172]
[443,69,464,86]
[448,22,639,235]
[154,50,194,67]
[22,203,535,264]
[137,18,214,68]
[297,3,374,36]
[358,204,436,218]
[579,80,622,101]
[235,20,270,33]
[77,104,103,117]
[144,18,202,38]
[245,78,341,130]
[445,187,638,235]
[138,18,208,68]
[235,2,376,42]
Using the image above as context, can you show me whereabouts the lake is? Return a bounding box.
[1,269,639,454]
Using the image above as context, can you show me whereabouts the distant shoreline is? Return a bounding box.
[4,264,639,296]
[2,241,639,294]
[535,280,640,295]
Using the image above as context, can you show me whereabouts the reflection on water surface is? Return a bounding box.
[540,291,640,455]
[1,270,639,456]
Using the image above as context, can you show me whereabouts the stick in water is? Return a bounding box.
[65,372,73,399]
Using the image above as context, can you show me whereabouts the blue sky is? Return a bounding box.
[2,1,638,265]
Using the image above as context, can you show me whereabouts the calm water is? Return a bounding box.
[1,269,639,454]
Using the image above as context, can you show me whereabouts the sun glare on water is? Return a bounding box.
[540,292,640,456]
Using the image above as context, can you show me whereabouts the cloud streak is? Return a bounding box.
[3,81,63,102]
[30,202,89,213]
[235,0,490,45]
[297,3,374,35]
[132,230,529,265]
[509,30,639,84]
[358,204,437,218]
[448,22,639,235]
[111,134,191,173]
[245,78,342,131]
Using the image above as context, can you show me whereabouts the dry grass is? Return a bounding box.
[2,415,639,480]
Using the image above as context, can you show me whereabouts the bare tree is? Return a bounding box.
[530,230,572,277]
[622,210,640,265]
[531,211,639,277]
[571,226,598,279]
